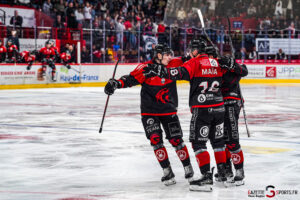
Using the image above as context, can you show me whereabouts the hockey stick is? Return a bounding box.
[197,9,220,57]
[99,59,119,133]
[226,17,251,137]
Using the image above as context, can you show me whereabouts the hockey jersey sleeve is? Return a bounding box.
[117,63,145,88]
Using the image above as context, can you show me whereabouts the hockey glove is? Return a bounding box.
[143,63,168,78]
[181,55,192,62]
[104,78,121,95]
[218,55,235,70]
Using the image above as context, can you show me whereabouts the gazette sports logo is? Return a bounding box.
[248,185,298,198]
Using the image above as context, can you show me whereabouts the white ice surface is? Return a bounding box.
[0,84,299,200]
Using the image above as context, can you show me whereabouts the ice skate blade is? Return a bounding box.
[223,180,245,187]
[189,184,213,192]
[163,178,176,186]
[234,180,245,186]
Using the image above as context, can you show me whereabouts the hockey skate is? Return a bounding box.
[161,166,176,186]
[215,161,233,182]
[184,164,194,182]
[233,168,245,186]
[189,167,214,192]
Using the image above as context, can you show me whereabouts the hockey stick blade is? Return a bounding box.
[99,59,120,133]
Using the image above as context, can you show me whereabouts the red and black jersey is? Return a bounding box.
[0,45,7,53]
[20,51,36,63]
[221,63,248,101]
[51,46,60,55]
[164,54,225,108]
[0,45,6,62]
[118,57,183,115]
[39,47,55,60]
[7,44,18,59]
[60,52,71,63]
[182,54,225,108]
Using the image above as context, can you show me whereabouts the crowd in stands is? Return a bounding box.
[2,0,300,63]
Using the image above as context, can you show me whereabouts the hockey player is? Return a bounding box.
[143,38,228,192]
[217,55,248,186]
[0,40,7,63]
[104,44,194,186]
[39,40,56,81]
[60,50,72,69]
[6,39,18,63]
[48,39,60,62]
[19,50,37,70]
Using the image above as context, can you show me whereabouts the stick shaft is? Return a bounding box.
[227,17,250,137]
[99,59,119,133]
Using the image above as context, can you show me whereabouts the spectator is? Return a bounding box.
[275,48,287,59]
[247,3,257,17]
[6,30,20,51]
[68,44,76,63]
[81,46,90,63]
[115,15,125,46]
[43,0,53,16]
[10,10,23,28]
[66,2,78,28]
[83,1,92,28]
[53,15,64,28]
[235,47,248,60]
[75,7,84,26]
[54,0,65,17]
[248,46,259,60]
[177,7,186,21]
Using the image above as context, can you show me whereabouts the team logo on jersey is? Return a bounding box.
[161,78,165,84]
[147,118,155,125]
[200,126,209,137]
[231,153,241,164]
[155,88,169,104]
[155,149,166,161]
[177,150,187,160]
[197,94,206,103]
[215,123,224,139]
[209,58,218,67]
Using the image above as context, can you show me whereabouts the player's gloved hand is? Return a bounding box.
[26,65,32,70]
[66,64,71,69]
[218,55,235,70]
[104,78,121,95]
[181,54,191,62]
[143,63,167,78]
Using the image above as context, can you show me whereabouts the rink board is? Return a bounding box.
[0,63,300,89]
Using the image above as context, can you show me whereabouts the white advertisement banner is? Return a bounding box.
[245,64,300,79]
[0,7,36,27]
[0,64,299,86]
[0,64,137,85]
[256,38,300,55]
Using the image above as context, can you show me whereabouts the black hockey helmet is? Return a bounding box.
[154,43,173,59]
[45,40,52,46]
[188,37,207,54]
[7,39,13,44]
[205,46,219,58]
